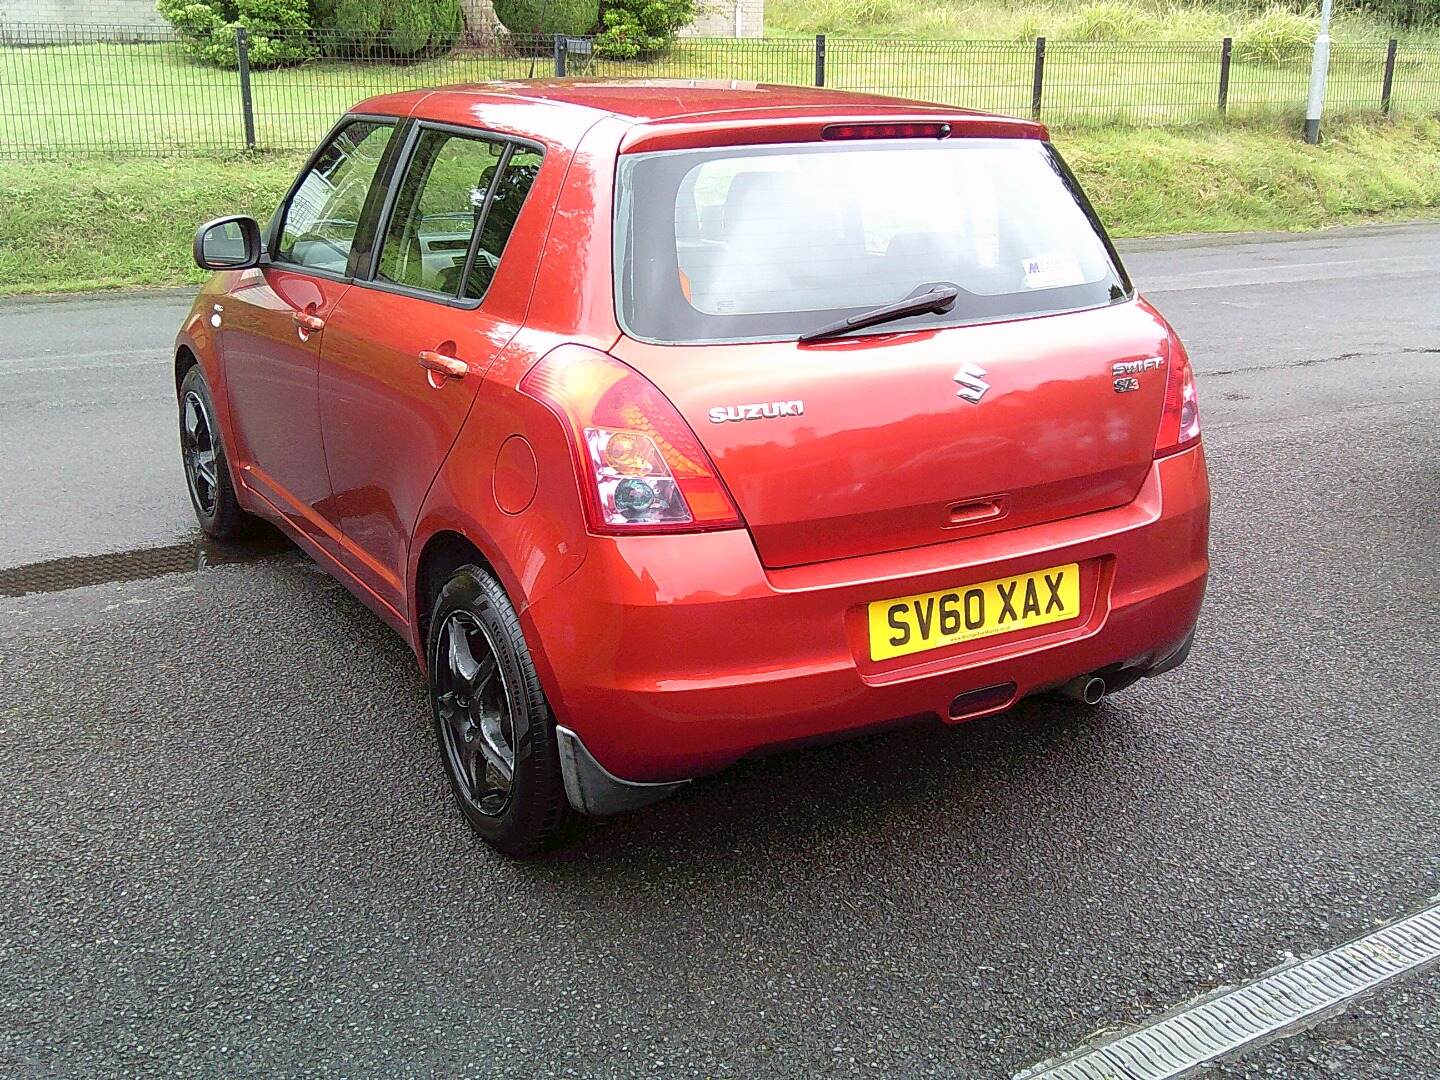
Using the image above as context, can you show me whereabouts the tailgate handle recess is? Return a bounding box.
[946,497,1006,527]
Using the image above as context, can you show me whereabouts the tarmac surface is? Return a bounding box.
[1,222,1436,1077]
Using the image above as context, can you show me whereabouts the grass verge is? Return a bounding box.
[2,116,1438,297]
[765,0,1440,43]
[5,34,1438,157]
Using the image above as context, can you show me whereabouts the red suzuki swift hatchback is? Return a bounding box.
[177,80,1208,854]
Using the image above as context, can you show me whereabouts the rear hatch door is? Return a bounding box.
[611,300,1170,568]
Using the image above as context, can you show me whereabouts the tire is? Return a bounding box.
[178,365,253,540]
[428,565,578,855]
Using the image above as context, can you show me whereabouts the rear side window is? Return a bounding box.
[615,138,1129,344]
[376,128,543,302]
[277,120,395,275]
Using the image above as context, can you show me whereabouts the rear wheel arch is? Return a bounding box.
[413,530,500,655]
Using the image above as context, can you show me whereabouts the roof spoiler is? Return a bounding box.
[619,111,1047,154]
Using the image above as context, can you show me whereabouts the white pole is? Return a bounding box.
[1304,0,1335,144]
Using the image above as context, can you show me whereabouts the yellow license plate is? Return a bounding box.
[867,563,1081,661]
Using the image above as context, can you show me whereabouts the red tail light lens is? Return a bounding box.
[520,345,743,533]
[1154,335,1201,458]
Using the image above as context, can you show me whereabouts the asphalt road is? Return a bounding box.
[1,223,1437,1078]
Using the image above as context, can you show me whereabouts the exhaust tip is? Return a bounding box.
[1060,675,1107,705]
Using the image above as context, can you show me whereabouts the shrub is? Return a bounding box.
[594,0,697,58]
[492,0,599,39]
[1234,7,1316,66]
[1063,1,1160,42]
[315,0,464,57]
[1350,0,1440,29]
[156,0,315,68]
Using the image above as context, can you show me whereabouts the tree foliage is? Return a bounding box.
[491,0,600,39]
[157,0,466,67]
[156,0,315,68]
[594,0,696,59]
[1347,0,1440,29]
[313,0,464,57]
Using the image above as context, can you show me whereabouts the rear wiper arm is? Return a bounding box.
[797,284,959,344]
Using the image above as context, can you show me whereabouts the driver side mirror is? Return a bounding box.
[193,215,264,271]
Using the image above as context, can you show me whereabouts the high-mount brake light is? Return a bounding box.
[821,122,952,141]
[1154,335,1202,458]
[520,345,743,534]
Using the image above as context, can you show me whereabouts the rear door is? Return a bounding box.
[610,135,1169,568]
[316,124,547,612]
[219,117,397,545]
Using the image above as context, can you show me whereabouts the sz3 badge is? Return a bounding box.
[1112,355,1164,394]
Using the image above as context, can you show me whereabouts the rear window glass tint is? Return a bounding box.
[615,139,1128,344]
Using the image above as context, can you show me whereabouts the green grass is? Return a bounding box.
[764,0,1440,43]
[3,29,1438,158]
[3,116,1437,296]
[1069,114,1440,233]
[0,152,306,293]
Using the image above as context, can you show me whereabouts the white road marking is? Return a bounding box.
[1015,897,1440,1080]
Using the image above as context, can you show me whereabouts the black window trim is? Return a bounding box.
[265,112,405,286]
[349,119,546,312]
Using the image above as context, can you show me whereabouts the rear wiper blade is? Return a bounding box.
[797,284,959,344]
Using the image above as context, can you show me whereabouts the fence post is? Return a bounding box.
[814,34,826,87]
[1381,38,1398,114]
[235,26,256,151]
[553,34,566,78]
[1218,37,1232,116]
[1031,37,1046,120]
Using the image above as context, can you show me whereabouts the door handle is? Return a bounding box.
[291,311,325,332]
[418,350,469,380]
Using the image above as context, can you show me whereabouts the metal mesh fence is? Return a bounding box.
[1,23,1436,158]
[583,36,816,83]
[825,39,1034,118]
[1040,40,1226,126]
[1391,40,1440,114]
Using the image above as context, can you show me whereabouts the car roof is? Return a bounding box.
[354,79,1044,143]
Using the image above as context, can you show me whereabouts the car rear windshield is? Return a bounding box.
[614,138,1130,345]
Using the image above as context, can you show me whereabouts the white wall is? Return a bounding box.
[679,0,764,37]
[1,0,168,26]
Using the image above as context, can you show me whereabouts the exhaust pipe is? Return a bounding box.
[1059,675,1107,705]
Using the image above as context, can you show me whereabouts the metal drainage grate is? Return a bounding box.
[0,535,288,597]
[1017,900,1440,1080]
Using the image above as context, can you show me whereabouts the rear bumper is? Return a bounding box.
[525,444,1209,785]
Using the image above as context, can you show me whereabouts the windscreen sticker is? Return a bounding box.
[1021,252,1085,291]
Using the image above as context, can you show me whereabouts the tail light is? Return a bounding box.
[822,122,951,141]
[1154,334,1201,458]
[520,345,743,533]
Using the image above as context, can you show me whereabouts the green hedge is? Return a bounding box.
[491,0,599,38]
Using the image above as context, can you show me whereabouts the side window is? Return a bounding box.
[377,130,505,296]
[464,146,543,299]
[277,120,395,275]
[375,128,543,302]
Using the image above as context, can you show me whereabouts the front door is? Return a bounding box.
[219,118,397,545]
[316,126,546,612]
